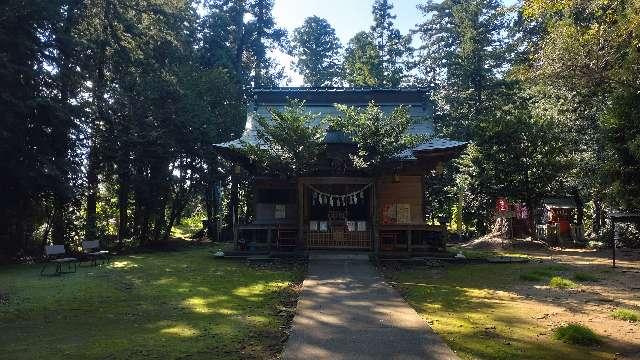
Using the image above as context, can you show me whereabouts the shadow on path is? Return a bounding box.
[283,259,458,360]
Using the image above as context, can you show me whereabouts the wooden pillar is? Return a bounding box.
[371,181,378,254]
[612,218,617,268]
[407,229,412,254]
[297,179,305,251]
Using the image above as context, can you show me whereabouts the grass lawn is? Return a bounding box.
[0,246,304,360]
[383,260,626,360]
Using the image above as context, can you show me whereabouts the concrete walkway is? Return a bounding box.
[283,256,459,360]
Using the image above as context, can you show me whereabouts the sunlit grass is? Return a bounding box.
[611,308,639,322]
[549,276,578,289]
[554,324,601,346]
[0,247,303,359]
[386,263,615,360]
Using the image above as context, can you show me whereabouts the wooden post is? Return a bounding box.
[612,218,617,268]
[407,230,412,254]
[371,181,378,254]
[297,179,305,251]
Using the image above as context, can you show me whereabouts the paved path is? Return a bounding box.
[283,257,459,360]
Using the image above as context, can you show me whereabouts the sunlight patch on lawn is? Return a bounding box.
[161,324,200,337]
[183,296,236,315]
[110,260,139,269]
[233,281,288,299]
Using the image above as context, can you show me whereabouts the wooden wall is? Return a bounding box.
[253,178,297,224]
[376,176,424,225]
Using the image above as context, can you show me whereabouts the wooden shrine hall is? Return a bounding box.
[213,88,466,255]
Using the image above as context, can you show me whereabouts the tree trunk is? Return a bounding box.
[51,195,67,245]
[593,195,603,235]
[117,153,130,246]
[204,157,219,241]
[85,148,99,241]
[227,173,239,231]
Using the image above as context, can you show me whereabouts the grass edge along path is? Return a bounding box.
[382,262,618,360]
[0,247,305,360]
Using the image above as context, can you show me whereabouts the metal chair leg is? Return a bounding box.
[40,262,49,276]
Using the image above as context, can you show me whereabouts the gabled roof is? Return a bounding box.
[214,87,467,161]
[250,87,431,107]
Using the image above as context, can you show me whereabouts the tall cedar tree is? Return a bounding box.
[370,0,412,86]
[290,16,343,87]
[343,31,384,86]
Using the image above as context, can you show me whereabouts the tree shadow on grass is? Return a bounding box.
[0,249,304,360]
[383,261,638,360]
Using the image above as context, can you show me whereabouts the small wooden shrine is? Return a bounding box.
[214,88,466,255]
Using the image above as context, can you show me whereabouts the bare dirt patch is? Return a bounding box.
[460,233,549,251]
[383,248,640,360]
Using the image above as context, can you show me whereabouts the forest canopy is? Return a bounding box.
[1,0,639,258]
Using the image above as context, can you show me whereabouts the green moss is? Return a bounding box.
[611,308,639,322]
[554,324,601,346]
[520,272,545,281]
[387,263,614,360]
[0,247,303,360]
[573,272,599,282]
[519,266,568,282]
[549,276,578,289]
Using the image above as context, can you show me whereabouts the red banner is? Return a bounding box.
[496,198,509,212]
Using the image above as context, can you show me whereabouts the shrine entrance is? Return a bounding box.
[300,178,374,250]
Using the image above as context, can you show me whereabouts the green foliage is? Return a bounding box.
[370,0,412,86]
[343,31,384,87]
[290,16,343,87]
[554,324,601,346]
[244,101,326,176]
[611,308,639,322]
[328,102,424,172]
[549,276,577,289]
[520,0,640,221]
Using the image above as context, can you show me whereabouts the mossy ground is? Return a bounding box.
[0,246,304,360]
[554,324,601,346]
[384,261,620,360]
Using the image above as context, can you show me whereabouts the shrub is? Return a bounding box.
[554,324,601,346]
[573,272,599,282]
[611,308,639,322]
[549,276,577,289]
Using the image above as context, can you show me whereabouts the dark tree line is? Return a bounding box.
[2,0,639,258]
[0,0,285,258]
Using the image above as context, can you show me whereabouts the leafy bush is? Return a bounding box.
[611,308,639,322]
[554,324,601,346]
[549,276,577,289]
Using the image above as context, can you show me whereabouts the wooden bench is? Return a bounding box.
[81,240,110,266]
[40,245,77,276]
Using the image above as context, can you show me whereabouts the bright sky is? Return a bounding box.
[271,0,517,86]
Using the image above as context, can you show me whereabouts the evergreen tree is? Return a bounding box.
[290,16,343,87]
[415,0,508,140]
[370,0,412,86]
[343,31,383,87]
